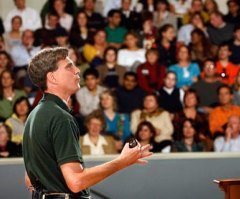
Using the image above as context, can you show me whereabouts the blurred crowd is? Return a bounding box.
[1,0,240,157]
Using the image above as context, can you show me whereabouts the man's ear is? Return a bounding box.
[46,72,56,84]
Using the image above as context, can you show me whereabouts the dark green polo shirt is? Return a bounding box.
[104,26,127,44]
[23,93,90,197]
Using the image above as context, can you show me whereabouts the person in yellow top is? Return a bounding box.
[5,96,31,144]
[209,85,240,137]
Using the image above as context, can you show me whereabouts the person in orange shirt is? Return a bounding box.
[209,85,240,137]
[215,43,239,85]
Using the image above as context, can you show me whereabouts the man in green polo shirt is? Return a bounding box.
[23,47,152,199]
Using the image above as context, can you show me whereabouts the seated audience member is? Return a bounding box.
[177,12,208,46]
[138,12,157,49]
[104,9,127,49]
[173,89,209,141]
[209,85,240,136]
[76,68,106,117]
[203,0,219,14]
[157,24,177,67]
[34,11,61,46]
[230,25,240,65]
[117,32,146,70]
[97,46,126,89]
[169,45,200,90]
[191,59,222,113]
[5,97,31,144]
[80,110,118,155]
[3,16,22,53]
[0,69,27,121]
[207,11,234,46]
[99,90,131,148]
[115,72,145,115]
[54,27,69,47]
[214,115,240,152]
[169,0,191,20]
[135,0,156,13]
[51,0,73,31]
[69,11,94,49]
[233,70,240,106]
[83,29,108,67]
[131,92,173,143]
[0,36,6,51]
[120,0,142,31]
[171,118,205,152]
[4,0,41,32]
[135,121,172,153]
[224,0,240,26]
[79,0,105,32]
[137,48,166,92]
[153,0,177,30]
[182,0,209,25]
[215,43,239,86]
[159,71,183,116]
[0,123,22,157]
[0,51,12,75]
[189,28,217,67]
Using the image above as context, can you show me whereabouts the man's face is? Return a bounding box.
[84,0,95,11]
[234,29,240,41]
[123,75,137,90]
[228,1,239,15]
[203,61,216,77]
[48,15,59,28]
[15,0,25,9]
[227,116,240,135]
[51,57,80,95]
[192,0,203,12]
[218,46,231,60]
[122,0,131,11]
[164,73,176,88]
[110,13,121,27]
[56,36,68,47]
[218,87,232,105]
[54,0,65,12]
[85,75,98,91]
[210,14,222,28]
[22,30,34,48]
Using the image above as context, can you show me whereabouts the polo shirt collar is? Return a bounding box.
[43,93,72,113]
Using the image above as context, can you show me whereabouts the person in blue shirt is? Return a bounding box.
[168,45,200,90]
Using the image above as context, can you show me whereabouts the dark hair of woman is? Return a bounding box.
[157,24,175,43]
[135,121,156,144]
[103,46,118,63]
[179,118,199,142]
[13,96,32,117]
[183,88,200,107]
[0,69,15,100]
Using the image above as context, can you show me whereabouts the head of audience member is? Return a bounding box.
[217,84,233,106]
[83,0,96,13]
[83,68,99,91]
[47,11,60,29]
[234,70,240,91]
[158,24,175,43]
[145,48,159,65]
[124,32,139,50]
[76,11,88,28]
[183,89,200,109]
[85,109,107,137]
[54,27,69,47]
[225,115,240,139]
[177,45,191,63]
[0,69,15,100]
[203,58,216,78]
[100,90,118,112]
[103,46,118,66]
[180,118,199,142]
[123,72,138,90]
[107,9,122,28]
[53,0,66,15]
[142,12,154,34]
[204,0,218,13]
[164,71,177,89]
[156,0,170,12]
[0,123,12,147]
[135,121,156,145]
[0,51,12,74]
[191,12,205,28]
[191,28,210,47]
[11,16,22,32]
[21,29,34,50]
[233,24,240,42]
[0,36,5,51]
[93,29,107,46]
[217,43,231,61]
[68,47,82,66]
[143,92,159,113]
[227,0,239,16]
[13,97,31,120]
[191,0,204,12]
[122,0,132,11]
[209,11,225,28]
[14,0,25,10]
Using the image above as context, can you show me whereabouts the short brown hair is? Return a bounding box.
[28,47,68,91]
[84,109,107,131]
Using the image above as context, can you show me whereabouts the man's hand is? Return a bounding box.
[225,126,232,143]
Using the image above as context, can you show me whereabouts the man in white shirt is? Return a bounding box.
[214,115,240,152]
[76,68,106,117]
[4,0,42,32]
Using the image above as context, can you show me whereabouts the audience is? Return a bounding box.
[0,51,12,75]
[230,25,240,65]
[80,110,118,155]
[203,0,219,14]
[223,0,240,26]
